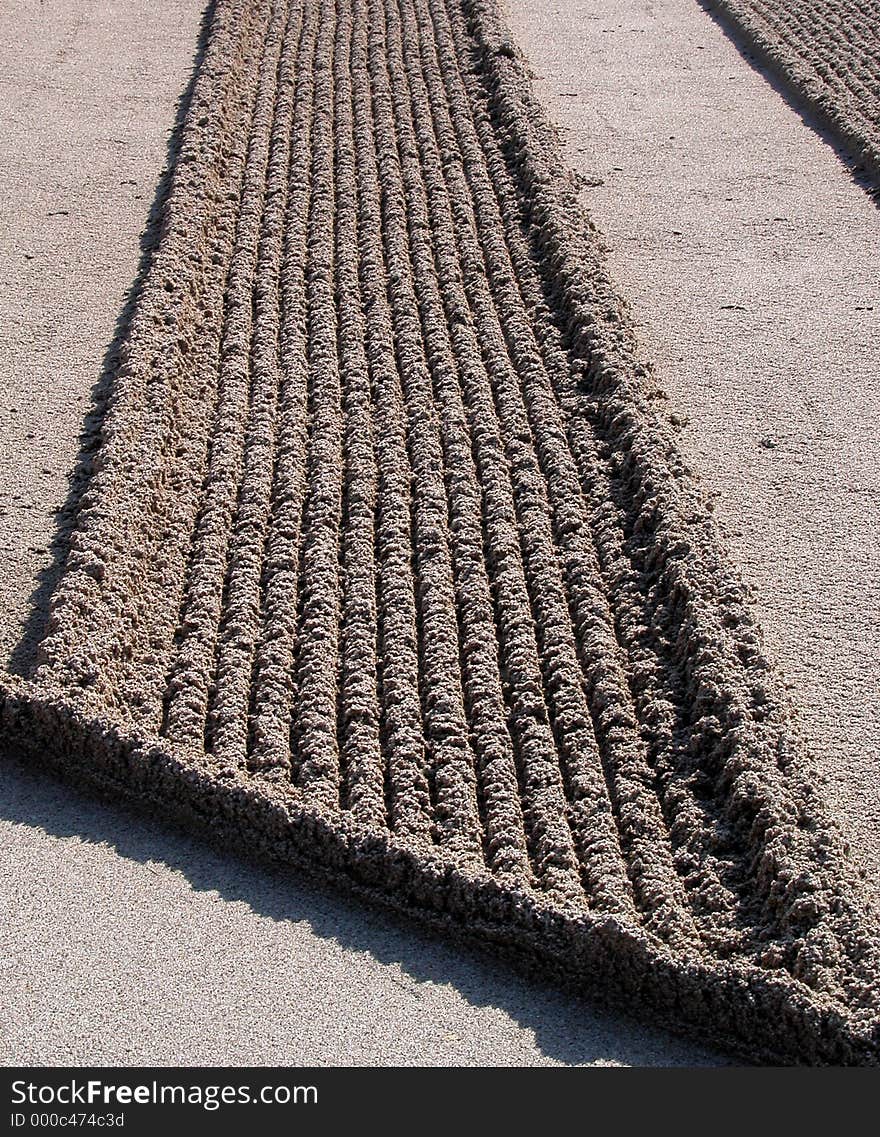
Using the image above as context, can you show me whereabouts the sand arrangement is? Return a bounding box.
[2,0,880,1063]
[705,0,880,183]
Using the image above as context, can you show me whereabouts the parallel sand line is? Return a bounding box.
[2,0,880,1062]
[703,0,880,185]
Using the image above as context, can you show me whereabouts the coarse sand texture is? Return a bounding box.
[2,0,879,1063]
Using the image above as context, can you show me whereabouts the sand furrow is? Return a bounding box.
[407,0,635,908]
[331,0,386,826]
[163,0,292,752]
[288,0,346,807]
[385,0,534,884]
[432,0,705,945]
[350,0,434,844]
[208,2,305,770]
[369,0,487,862]
[247,0,318,776]
[442,2,748,945]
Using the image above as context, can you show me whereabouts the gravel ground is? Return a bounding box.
[1,751,717,1066]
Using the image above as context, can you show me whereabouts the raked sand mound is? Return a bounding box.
[3,0,880,1062]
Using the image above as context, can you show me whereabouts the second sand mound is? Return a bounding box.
[2,0,880,1062]
[704,0,880,183]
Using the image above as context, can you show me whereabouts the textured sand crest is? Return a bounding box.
[2,0,879,1063]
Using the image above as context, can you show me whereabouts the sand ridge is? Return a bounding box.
[2,0,880,1063]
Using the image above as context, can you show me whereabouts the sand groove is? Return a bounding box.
[2,0,879,1063]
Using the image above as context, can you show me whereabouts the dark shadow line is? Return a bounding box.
[6,0,218,678]
[697,0,880,205]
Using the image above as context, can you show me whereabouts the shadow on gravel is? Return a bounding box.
[698,0,880,203]
[6,1,217,678]
[0,750,726,1067]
